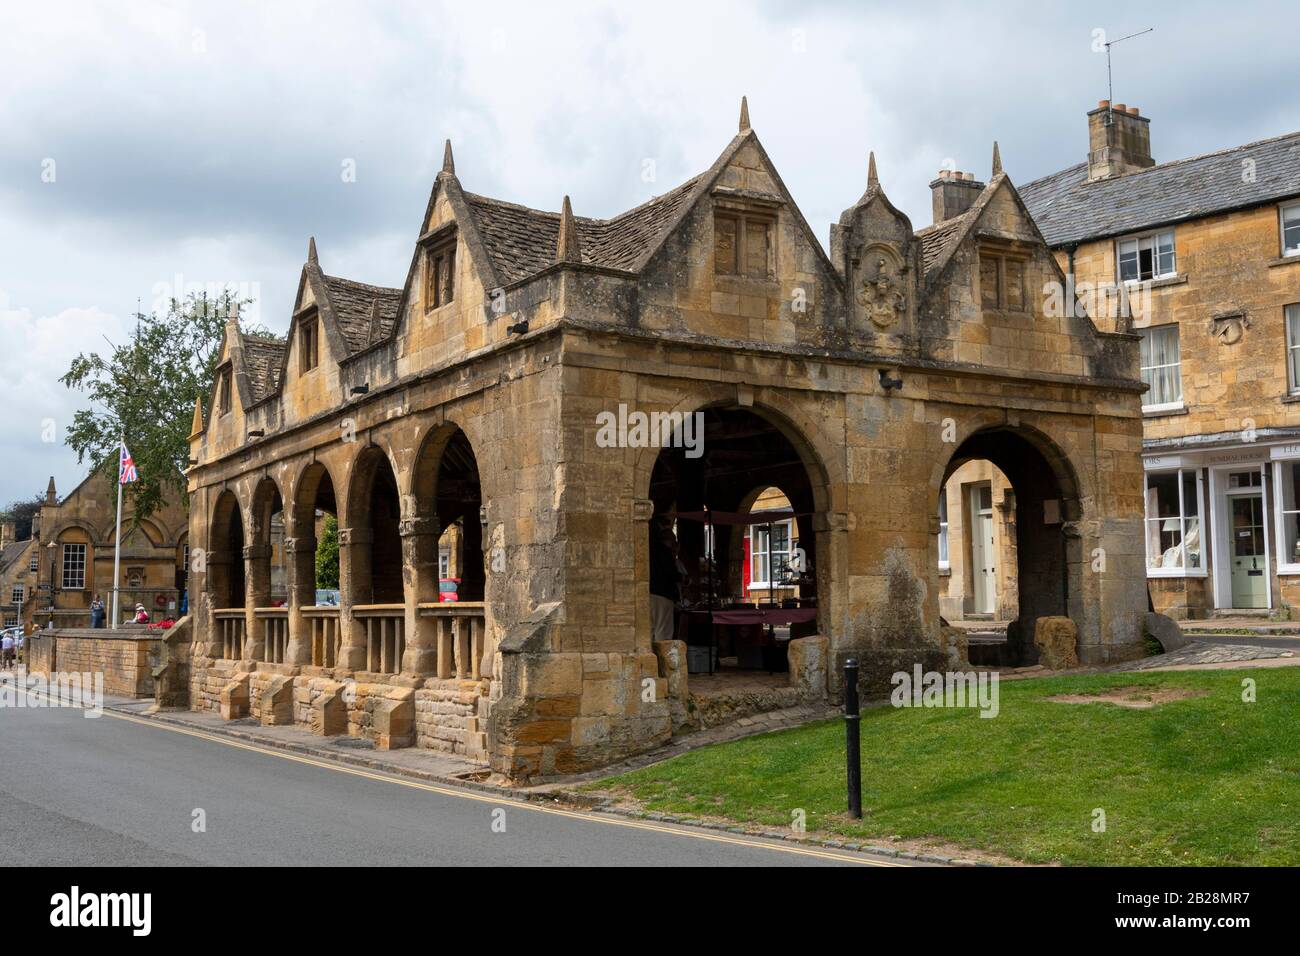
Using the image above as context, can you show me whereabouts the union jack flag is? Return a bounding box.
[119,442,138,484]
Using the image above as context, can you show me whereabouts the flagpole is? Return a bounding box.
[111,435,124,630]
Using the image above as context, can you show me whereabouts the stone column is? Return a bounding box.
[243,534,271,662]
[283,529,316,666]
[400,515,439,676]
[202,548,232,658]
[337,526,372,671]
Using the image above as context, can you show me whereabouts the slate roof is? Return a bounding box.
[0,538,32,575]
[1020,130,1300,247]
[465,175,702,285]
[320,274,402,353]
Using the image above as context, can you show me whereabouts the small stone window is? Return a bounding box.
[299,317,319,373]
[979,250,1028,311]
[715,207,775,280]
[217,366,233,416]
[425,234,456,311]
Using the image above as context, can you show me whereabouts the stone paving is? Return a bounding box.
[1115,640,1297,671]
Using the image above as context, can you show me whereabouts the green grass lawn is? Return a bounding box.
[588,668,1300,865]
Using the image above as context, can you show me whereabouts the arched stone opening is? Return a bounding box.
[940,426,1083,665]
[646,405,828,679]
[406,424,486,678]
[342,446,404,673]
[248,477,285,662]
[287,461,339,666]
[209,490,245,610]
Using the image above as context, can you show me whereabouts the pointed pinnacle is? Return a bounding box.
[992,141,1003,177]
[557,195,581,263]
[868,151,879,188]
[307,236,318,264]
[368,297,383,345]
[442,139,455,175]
[738,95,750,132]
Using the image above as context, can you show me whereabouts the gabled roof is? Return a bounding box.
[1020,130,1300,247]
[239,333,287,403]
[319,274,401,353]
[915,210,974,276]
[0,538,33,574]
[463,175,702,285]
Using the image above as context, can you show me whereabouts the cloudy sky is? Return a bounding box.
[1,0,1295,507]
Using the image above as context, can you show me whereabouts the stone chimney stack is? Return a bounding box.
[930,169,984,224]
[0,521,14,549]
[1087,100,1154,181]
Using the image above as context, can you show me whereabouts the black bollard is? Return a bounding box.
[844,658,862,819]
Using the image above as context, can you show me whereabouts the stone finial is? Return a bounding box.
[738,95,750,132]
[442,139,455,175]
[45,476,57,505]
[367,297,384,346]
[307,236,318,265]
[189,394,205,440]
[992,141,1003,177]
[556,195,581,263]
[867,151,879,189]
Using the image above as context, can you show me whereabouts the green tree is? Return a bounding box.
[0,492,46,540]
[60,290,270,522]
[315,515,340,590]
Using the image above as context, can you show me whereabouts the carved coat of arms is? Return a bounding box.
[857,255,907,329]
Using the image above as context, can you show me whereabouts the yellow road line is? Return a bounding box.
[17,686,902,866]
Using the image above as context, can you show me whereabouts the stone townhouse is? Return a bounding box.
[30,472,189,628]
[1021,102,1300,619]
[0,521,36,632]
[181,101,1151,780]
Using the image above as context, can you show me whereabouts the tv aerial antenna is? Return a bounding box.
[1103,27,1154,114]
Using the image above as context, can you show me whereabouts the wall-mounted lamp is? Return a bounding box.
[506,319,529,335]
[350,384,370,396]
[878,368,904,391]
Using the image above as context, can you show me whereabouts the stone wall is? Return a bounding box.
[27,628,160,698]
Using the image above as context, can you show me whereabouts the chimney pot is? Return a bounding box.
[1098,99,1110,109]
[1128,106,1139,116]
[1113,103,1126,113]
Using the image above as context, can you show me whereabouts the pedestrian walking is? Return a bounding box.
[90,595,106,628]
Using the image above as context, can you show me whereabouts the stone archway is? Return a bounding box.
[940,425,1084,665]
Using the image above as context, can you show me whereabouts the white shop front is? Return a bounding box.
[1143,439,1300,614]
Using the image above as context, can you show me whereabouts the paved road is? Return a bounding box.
[0,698,899,867]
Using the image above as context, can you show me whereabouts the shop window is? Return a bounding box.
[1118,230,1176,282]
[1138,325,1182,410]
[1276,461,1300,569]
[1144,469,1202,574]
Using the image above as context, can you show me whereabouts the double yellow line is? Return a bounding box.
[23,687,902,866]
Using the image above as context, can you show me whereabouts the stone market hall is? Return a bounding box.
[179,101,1152,780]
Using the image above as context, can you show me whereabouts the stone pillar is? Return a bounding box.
[337,526,372,671]
[283,531,316,666]
[400,515,439,676]
[243,535,270,662]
